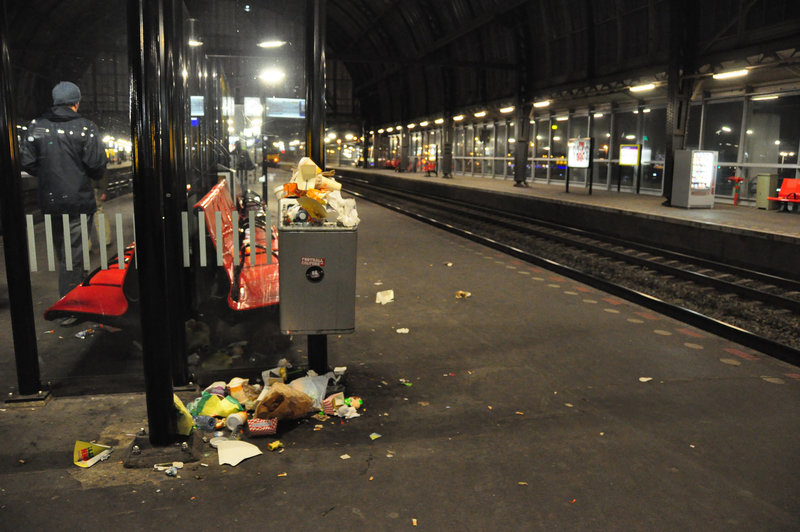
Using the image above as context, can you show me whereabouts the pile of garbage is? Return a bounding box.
[174,362,362,461]
[275,157,360,228]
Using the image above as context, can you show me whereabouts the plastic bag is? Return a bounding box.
[326,190,360,227]
[254,382,314,420]
[289,372,335,410]
[189,391,244,418]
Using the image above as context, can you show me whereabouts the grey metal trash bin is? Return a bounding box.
[278,198,357,335]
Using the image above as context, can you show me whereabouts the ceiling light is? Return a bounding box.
[712,69,748,80]
[378,129,385,134]
[752,95,778,101]
[419,121,429,127]
[593,113,604,118]
[188,39,203,47]
[533,100,550,108]
[258,40,287,48]
[407,123,416,129]
[434,118,444,124]
[453,115,464,121]
[474,111,487,118]
[499,106,515,114]
[386,127,394,132]
[556,116,568,121]
[629,83,656,92]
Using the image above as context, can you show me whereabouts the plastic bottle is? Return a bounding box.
[193,415,216,432]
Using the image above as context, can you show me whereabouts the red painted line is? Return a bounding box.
[602,297,623,305]
[784,373,800,381]
[634,311,661,321]
[676,328,705,338]
[724,347,759,360]
[572,286,593,293]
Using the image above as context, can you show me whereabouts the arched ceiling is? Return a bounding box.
[5,0,800,130]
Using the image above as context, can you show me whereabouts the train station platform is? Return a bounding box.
[333,166,800,281]
[1,196,798,529]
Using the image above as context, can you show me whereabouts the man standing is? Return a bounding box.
[20,81,108,324]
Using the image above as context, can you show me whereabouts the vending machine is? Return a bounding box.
[671,149,718,208]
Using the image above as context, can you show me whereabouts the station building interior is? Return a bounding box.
[1,0,798,393]
[0,0,799,527]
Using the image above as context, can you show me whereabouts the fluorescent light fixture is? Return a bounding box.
[533,100,550,108]
[396,125,403,130]
[258,40,287,48]
[643,108,651,113]
[774,140,781,145]
[499,106,515,114]
[508,138,516,143]
[188,39,203,47]
[752,95,779,101]
[555,116,568,121]
[386,127,394,132]
[745,129,753,135]
[552,136,561,141]
[721,126,732,132]
[369,130,374,135]
[259,67,285,84]
[378,129,385,134]
[474,111,487,118]
[453,114,465,121]
[434,118,444,124]
[407,123,416,129]
[419,121,429,127]
[593,113,604,118]
[712,69,747,80]
[629,83,656,92]
[625,134,636,140]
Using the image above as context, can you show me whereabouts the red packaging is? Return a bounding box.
[247,417,277,436]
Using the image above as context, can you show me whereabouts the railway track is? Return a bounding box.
[339,176,800,366]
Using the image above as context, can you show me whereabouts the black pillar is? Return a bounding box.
[0,6,41,396]
[165,1,189,386]
[305,0,328,374]
[305,0,326,169]
[128,0,181,445]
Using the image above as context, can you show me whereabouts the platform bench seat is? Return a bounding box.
[193,179,279,311]
[767,178,800,212]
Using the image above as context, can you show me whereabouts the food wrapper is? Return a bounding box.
[322,392,345,415]
[73,440,113,468]
[247,417,278,436]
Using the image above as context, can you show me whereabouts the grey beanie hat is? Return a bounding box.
[52,81,81,106]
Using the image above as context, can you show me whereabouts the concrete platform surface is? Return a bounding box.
[0,199,799,530]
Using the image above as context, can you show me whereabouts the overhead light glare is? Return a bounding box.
[453,115,465,121]
[752,95,779,101]
[188,39,203,47]
[629,83,656,92]
[712,69,748,80]
[419,121,429,127]
[434,118,444,124]
[555,116,569,122]
[378,128,385,134]
[474,111,487,118]
[407,123,416,129]
[533,100,550,108]
[258,40,287,49]
[259,67,285,84]
[386,127,394,132]
[593,113,604,118]
[499,106,515,114]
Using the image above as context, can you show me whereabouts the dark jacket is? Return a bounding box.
[20,106,108,215]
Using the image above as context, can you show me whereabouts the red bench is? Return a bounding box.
[193,179,279,311]
[768,178,800,212]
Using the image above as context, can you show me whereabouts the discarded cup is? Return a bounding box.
[225,412,248,432]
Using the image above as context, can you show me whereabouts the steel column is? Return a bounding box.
[0,3,41,396]
[128,0,181,445]
[305,0,326,169]
[305,0,328,374]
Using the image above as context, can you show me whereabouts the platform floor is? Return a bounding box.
[1,197,798,529]
[336,166,800,242]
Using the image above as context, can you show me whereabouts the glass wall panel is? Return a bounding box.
[550,119,568,182]
[742,94,800,197]
[641,107,666,191]
[614,110,638,188]
[533,119,550,180]
[702,101,742,163]
[685,103,702,149]
[591,113,611,186]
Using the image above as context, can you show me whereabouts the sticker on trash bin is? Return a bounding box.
[301,257,326,267]
[306,266,324,283]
